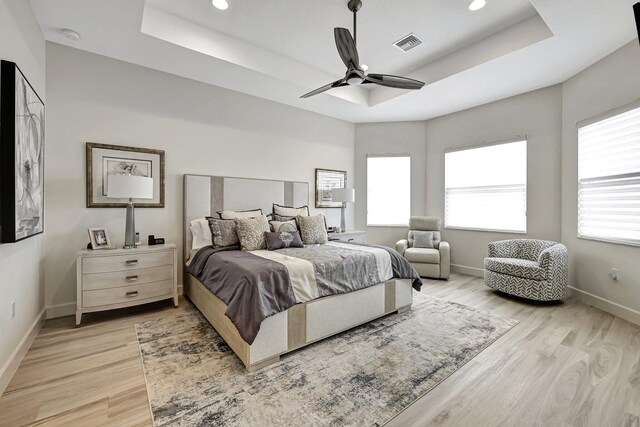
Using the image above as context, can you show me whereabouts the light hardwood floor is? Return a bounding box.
[1,274,639,427]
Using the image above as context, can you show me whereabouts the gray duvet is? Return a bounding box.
[188,243,421,344]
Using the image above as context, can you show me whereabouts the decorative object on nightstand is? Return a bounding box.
[331,187,355,233]
[107,174,153,248]
[88,227,112,249]
[328,230,366,243]
[76,243,178,325]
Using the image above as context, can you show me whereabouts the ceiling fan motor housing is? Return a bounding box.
[347,0,362,12]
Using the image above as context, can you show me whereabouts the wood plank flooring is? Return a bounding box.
[1,274,639,426]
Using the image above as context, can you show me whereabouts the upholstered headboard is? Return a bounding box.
[183,174,309,262]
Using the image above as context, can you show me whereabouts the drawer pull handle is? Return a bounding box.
[126,291,139,297]
[348,239,355,242]
[126,275,138,282]
[125,260,138,265]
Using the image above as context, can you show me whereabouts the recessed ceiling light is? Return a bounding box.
[61,28,80,41]
[211,0,228,10]
[468,0,486,11]
[360,64,368,71]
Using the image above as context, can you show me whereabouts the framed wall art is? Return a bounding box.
[315,168,346,208]
[0,60,45,243]
[86,142,165,208]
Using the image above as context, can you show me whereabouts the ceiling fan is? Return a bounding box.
[301,0,425,98]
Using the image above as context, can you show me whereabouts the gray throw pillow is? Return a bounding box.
[265,231,304,250]
[413,231,434,249]
[270,219,297,233]
[206,217,239,248]
[296,214,328,244]
[235,215,270,251]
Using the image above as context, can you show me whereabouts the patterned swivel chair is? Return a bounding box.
[484,239,568,301]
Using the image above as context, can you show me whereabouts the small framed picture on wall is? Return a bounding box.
[315,168,346,208]
[88,227,112,250]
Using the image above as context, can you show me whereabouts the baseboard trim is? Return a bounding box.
[451,264,484,278]
[46,302,76,319]
[0,307,46,396]
[46,283,183,320]
[569,286,640,327]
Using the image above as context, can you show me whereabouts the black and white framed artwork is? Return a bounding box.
[0,60,45,243]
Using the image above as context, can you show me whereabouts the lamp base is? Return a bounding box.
[124,199,136,249]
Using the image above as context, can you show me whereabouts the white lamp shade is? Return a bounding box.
[331,188,355,203]
[107,175,154,199]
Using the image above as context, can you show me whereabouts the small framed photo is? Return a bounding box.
[88,227,112,250]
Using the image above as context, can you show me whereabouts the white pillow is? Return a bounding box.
[190,218,212,250]
[217,209,263,220]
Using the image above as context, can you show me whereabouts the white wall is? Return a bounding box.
[44,43,355,313]
[562,42,640,320]
[425,86,563,274]
[355,87,563,274]
[0,0,46,376]
[354,122,426,247]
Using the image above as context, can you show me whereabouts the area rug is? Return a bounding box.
[136,292,518,426]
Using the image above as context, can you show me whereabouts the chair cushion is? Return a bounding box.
[404,248,440,264]
[484,258,546,281]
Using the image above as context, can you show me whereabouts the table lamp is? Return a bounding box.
[107,174,154,248]
[331,188,355,233]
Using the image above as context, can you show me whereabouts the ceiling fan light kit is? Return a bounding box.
[300,0,425,98]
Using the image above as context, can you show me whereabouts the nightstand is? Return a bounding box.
[328,230,366,243]
[76,243,178,325]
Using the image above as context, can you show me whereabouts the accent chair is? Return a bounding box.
[396,217,450,280]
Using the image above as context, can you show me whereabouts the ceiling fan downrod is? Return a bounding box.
[348,0,362,45]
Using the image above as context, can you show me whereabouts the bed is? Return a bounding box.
[183,174,421,371]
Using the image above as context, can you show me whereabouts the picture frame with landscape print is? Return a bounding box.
[315,168,346,208]
[0,60,45,243]
[86,142,165,208]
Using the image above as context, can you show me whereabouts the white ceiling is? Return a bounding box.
[30,0,639,123]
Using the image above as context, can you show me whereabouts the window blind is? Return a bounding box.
[445,140,527,233]
[367,156,411,226]
[578,105,640,246]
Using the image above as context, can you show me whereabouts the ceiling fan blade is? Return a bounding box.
[300,79,345,98]
[334,27,360,69]
[365,73,425,90]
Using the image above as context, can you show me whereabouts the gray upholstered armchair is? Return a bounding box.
[396,217,450,280]
[484,239,568,301]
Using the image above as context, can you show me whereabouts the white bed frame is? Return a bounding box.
[183,174,413,371]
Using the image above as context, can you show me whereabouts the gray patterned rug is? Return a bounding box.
[136,292,517,426]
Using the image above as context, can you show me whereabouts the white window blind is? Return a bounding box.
[578,104,640,246]
[445,140,527,233]
[367,156,411,226]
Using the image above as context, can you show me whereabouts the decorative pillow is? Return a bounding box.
[190,218,212,249]
[217,209,263,220]
[296,214,328,244]
[273,204,309,217]
[270,219,298,232]
[413,231,434,249]
[235,215,270,251]
[273,214,296,222]
[206,217,240,248]
[265,230,304,250]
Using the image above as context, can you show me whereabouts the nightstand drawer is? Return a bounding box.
[82,280,174,308]
[83,265,174,291]
[82,251,173,274]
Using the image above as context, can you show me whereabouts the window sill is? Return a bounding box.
[578,235,640,249]
[444,226,527,234]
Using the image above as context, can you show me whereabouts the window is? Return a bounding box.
[367,155,411,226]
[578,104,640,246]
[445,140,527,233]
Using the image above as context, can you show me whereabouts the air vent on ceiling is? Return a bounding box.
[393,33,422,52]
